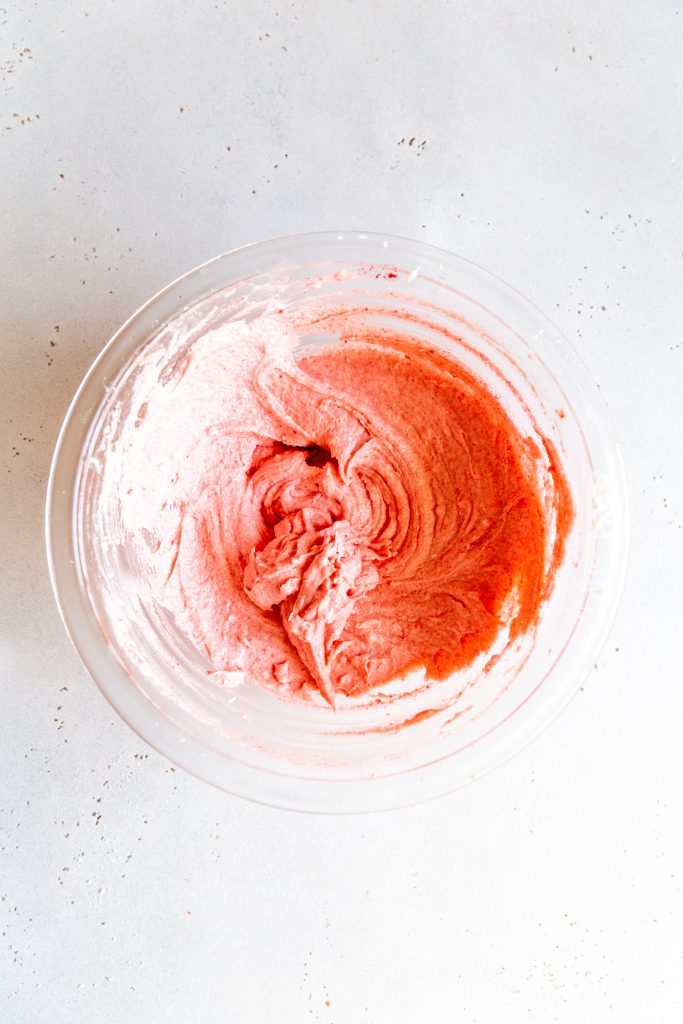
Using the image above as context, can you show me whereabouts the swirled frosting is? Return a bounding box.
[118,314,572,706]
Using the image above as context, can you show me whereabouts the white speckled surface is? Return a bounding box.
[2,1,682,1020]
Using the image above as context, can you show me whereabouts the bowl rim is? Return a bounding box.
[45,230,630,813]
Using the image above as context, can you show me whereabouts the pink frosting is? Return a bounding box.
[117,314,571,706]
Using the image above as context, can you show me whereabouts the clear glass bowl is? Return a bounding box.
[46,232,628,812]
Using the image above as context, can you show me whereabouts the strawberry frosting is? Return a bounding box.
[116,313,572,707]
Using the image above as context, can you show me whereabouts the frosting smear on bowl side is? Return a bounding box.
[117,315,572,706]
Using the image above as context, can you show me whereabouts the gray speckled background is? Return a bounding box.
[2,1,682,1021]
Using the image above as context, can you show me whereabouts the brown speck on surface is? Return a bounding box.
[58,172,64,179]
[179,105,184,113]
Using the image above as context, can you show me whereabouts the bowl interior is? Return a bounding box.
[47,233,627,811]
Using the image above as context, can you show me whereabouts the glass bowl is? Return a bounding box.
[46,232,628,812]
